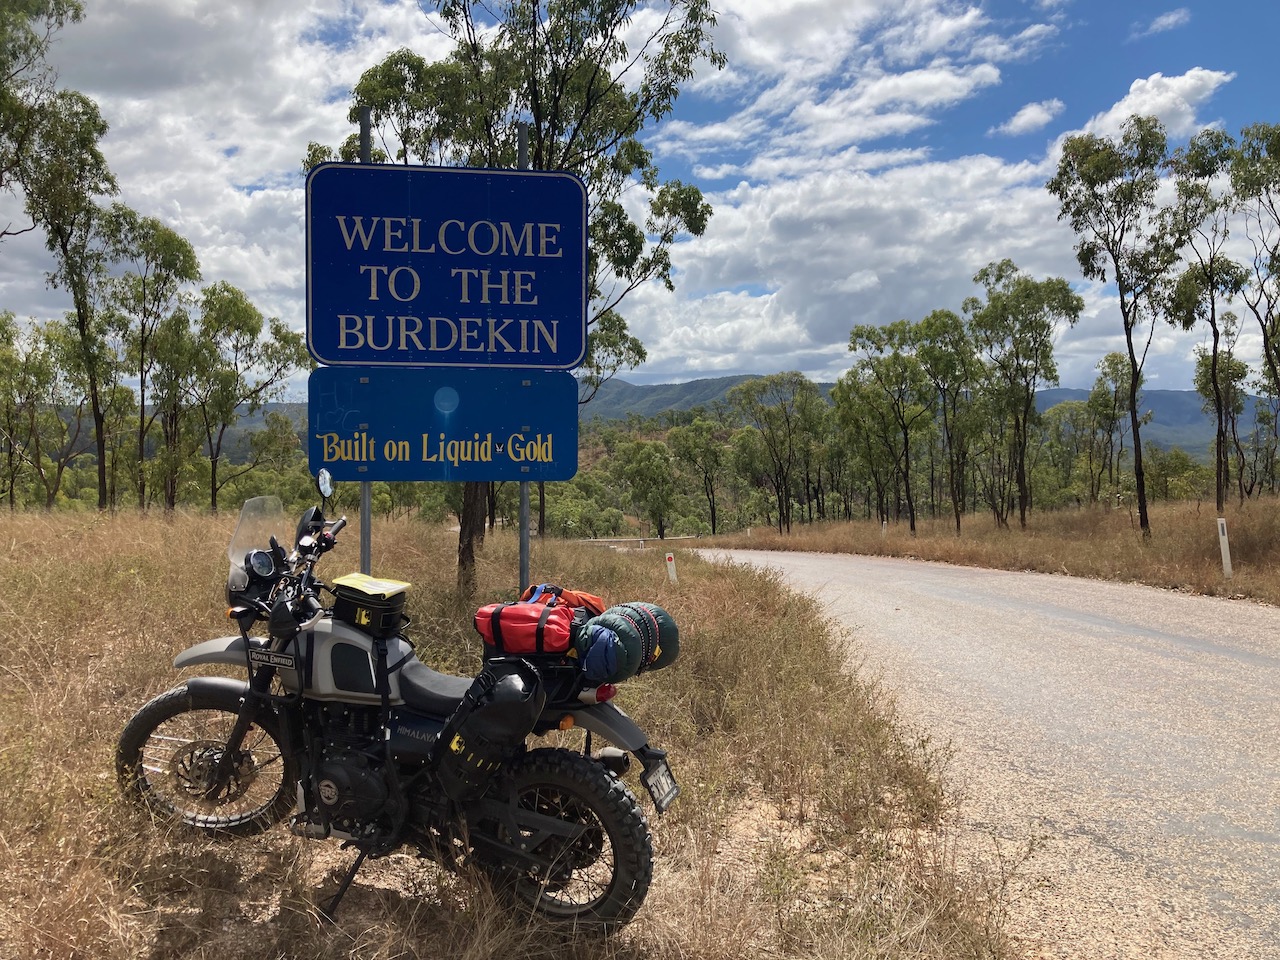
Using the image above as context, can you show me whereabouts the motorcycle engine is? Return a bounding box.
[310,705,397,838]
[315,748,388,827]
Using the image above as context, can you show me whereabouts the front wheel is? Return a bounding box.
[116,681,296,836]
[473,747,654,933]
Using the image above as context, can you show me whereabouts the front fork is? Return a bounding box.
[204,661,279,799]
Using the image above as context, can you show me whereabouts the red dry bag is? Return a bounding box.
[473,600,574,655]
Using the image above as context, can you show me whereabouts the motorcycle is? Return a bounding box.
[116,471,680,932]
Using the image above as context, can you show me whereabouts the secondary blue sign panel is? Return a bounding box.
[306,163,587,370]
[308,366,579,482]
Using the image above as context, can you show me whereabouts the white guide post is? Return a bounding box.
[1217,517,1233,580]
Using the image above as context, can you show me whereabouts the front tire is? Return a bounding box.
[116,681,296,836]
[475,747,653,933]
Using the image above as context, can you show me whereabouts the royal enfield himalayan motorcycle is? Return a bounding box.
[116,474,679,931]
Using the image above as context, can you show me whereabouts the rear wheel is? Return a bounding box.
[116,682,296,836]
[473,747,653,933]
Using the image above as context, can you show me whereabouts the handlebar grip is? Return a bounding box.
[330,516,348,536]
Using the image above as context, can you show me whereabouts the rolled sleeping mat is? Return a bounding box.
[579,612,645,683]
[624,601,680,670]
[602,602,680,674]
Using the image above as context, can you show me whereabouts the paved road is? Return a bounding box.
[703,550,1280,959]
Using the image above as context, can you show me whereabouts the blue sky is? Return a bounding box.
[2,0,1277,393]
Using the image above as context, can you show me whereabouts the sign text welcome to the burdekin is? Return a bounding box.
[305,164,587,369]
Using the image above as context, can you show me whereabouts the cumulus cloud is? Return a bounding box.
[989,99,1066,136]
[1080,68,1235,140]
[0,0,1247,396]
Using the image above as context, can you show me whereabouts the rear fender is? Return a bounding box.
[557,701,679,812]
[558,701,648,752]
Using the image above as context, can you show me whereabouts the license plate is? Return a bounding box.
[641,759,680,813]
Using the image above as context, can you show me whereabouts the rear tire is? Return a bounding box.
[474,747,653,933]
[116,682,296,836]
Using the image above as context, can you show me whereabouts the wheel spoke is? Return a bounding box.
[119,698,292,833]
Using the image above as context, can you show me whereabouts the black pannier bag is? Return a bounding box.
[434,658,545,802]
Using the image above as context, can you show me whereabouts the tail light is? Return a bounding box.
[577,683,618,704]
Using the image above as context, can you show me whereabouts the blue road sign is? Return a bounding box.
[308,366,579,482]
[306,163,587,370]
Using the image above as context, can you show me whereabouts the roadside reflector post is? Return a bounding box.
[1218,518,1233,580]
[665,552,677,583]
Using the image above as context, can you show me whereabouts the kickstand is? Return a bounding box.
[320,846,370,923]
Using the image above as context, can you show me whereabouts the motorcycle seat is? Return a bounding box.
[397,658,473,716]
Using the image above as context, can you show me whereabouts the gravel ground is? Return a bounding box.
[702,550,1280,960]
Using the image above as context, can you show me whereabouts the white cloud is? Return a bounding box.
[1080,68,1235,140]
[971,22,1058,63]
[989,98,1065,137]
[1129,8,1192,42]
[0,1,1249,398]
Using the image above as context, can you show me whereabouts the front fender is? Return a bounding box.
[174,635,249,671]
[183,674,252,708]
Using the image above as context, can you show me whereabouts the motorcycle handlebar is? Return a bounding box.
[329,516,348,536]
[298,604,326,631]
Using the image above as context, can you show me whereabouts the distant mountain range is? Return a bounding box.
[258,376,1238,461]
[585,378,1235,458]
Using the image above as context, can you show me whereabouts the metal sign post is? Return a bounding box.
[518,124,531,594]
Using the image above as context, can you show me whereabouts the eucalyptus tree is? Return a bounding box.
[100,204,201,508]
[1047,115,1186,537]
[912,308,978,534]
[1230,124,1280,402]
[186,281,310,513]
[847,320,932,533]
[19,88,118,510]
[1165,129,1247,512]
[614,438,676,538]
[728,425,773,529]
[325,1,723,401]
[668,417,726,534]
[1089,351,1137,495]
[831,370,900,525]
[1040,400,1097,504]
[0,0,82,241]
[0,311,26,505]
[964,260,1082,528]
[1248,363,1280,494]
[13,320,92,508]
[728,372,821,534]
[1192,320,1251,503]
[968,384,1016,527]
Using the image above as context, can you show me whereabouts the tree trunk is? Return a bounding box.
[456,480,487,597]
[1127,348,1151,537]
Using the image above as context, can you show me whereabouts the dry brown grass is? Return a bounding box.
[709,499,1280,605]
[0,509,1011,960]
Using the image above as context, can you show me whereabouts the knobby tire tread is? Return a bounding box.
[116,683,295,837]
[491,746,653,933]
